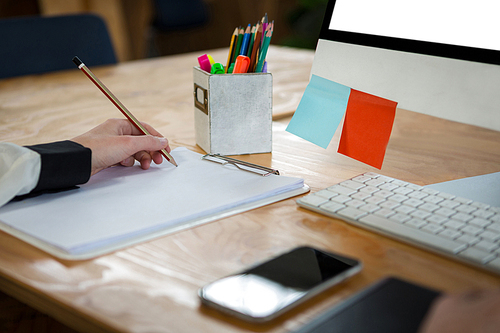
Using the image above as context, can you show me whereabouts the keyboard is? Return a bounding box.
[297,172,500,275]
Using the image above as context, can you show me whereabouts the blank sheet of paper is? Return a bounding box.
[0,148,305,258]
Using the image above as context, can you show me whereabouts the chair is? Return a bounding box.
[0,14,116,79]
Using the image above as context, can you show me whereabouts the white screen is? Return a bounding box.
[329,0,500,51]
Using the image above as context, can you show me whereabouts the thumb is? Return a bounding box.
[127,135,169,154]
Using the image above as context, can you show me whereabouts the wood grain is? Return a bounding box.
[0,46,499,333]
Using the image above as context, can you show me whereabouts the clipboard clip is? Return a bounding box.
[202,154,280,176]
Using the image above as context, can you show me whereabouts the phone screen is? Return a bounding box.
[199,246,361,321]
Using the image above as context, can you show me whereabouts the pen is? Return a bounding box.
[72,56,178,167]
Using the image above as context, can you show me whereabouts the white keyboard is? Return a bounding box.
[297,172,500,275]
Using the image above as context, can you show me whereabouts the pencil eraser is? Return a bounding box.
[72,56,82,67]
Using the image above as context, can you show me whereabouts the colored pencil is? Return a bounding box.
[256,29,272,73]
[249,23,262,72]
[225,27,238,73]
[232,27,244,64]
[239,24,251,55]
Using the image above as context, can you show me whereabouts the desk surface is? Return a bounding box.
[1,46,500,333]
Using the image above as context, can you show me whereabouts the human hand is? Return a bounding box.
[72,118,171,176]
[419,289,500,333]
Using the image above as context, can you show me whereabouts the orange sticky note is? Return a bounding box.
[338,89,397,169]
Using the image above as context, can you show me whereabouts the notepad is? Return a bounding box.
[0,148,308,260]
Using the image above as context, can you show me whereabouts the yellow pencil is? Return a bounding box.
[225,27,238,73]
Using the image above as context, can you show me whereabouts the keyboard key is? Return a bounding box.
[320,202,346,214]
[340,180,366,190]
[473,209,495,219]
[395,205,415,215]
[459,248,496,264]
[419,202,441,212]
[423,195,444,205]
[388,194,409,203]
[410,209,432,220]
[314,189,338,199]
[359,203,380,213]
[336,207,367,220]
[434,207,456,217]
[351,192,371,201]
[327,185,356,196]
[421,223,444,234]
[439,229,462,240]
[346,199,365,208]
[407,191,428,200]
[426,214,448,224]
[299,195,328,207]
[331,195,352,204]
[389,213,411,223]
[405,218,426,229]
[456,234,480,246]
[439,200,460,209]
[403,198,424,208]
[358,214,467,254]
[461,224,483,236]
[474,240,498,253]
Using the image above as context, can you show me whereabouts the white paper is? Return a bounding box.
[0,148,304,256]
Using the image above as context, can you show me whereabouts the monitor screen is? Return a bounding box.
[320,0,500,65]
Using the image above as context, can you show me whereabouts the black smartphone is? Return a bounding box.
[198,246,362,322]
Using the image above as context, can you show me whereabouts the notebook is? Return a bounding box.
[0,148,308,260]
[293,277,440,333]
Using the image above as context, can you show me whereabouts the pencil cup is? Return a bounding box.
[193,67,273,155]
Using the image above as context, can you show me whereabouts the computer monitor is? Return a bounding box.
[311,0,500,131]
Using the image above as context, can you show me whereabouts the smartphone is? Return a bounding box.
[198,246,362,322]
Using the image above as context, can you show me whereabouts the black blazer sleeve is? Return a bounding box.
[25,140,92,192]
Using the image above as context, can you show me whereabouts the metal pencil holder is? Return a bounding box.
[193,67,272,155]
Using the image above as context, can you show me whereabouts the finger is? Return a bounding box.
[120,156,135,167]
[151,150,164,164]
[135,150,153,170]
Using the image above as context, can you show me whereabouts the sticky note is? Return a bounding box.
[286,75,350,148]
[338,89,397,169]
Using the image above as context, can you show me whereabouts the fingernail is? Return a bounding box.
[158,137,168,146]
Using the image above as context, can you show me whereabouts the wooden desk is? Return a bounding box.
[0,46,499,333]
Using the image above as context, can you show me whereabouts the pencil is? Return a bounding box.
[226,27,238,73]
[256,29,272,73]
[232,27,244,64]
[246,24,256,58]
[249,23,262,72]
[72,56,178,167]
[239,24,252,56]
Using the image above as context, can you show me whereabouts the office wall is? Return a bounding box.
[0,0,327,61]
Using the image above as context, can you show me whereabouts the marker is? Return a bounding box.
[233,55,250,73]
[198,54,212,73]
[72,56,177,167]
[210,63,225,74]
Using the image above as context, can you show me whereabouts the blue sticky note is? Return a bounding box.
[286,75,351,148]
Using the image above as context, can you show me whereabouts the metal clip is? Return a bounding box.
[201,154,280,176]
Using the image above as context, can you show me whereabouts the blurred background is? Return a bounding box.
[0,0,328,62]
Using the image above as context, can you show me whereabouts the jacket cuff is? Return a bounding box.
[25,140,91,192]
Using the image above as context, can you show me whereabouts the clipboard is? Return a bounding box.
[0,148,309,260]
